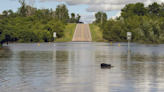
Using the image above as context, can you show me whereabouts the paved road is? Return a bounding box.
[72,24,92,42]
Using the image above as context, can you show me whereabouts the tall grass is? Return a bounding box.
[89,24,107,42]
[55,23,76,42]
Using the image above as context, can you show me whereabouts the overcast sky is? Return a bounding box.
[0,0,163,23]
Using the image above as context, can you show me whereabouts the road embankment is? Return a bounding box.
[89,24,107,42]
[55,23,77,42]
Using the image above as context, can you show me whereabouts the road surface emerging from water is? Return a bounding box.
[72,24,92,42]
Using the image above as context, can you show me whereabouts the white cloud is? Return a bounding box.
[40,0,162,11]
[40,0,161,5]
[79,14,95,24]
[0,11,3,15]
[143,0,161,6]
[40,0,162,23]
[92,12,96,16]
[111,11,121,19]
[86,4,125,12]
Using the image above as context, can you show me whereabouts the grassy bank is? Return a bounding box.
[89,24,107,42]
[55,23,77,42]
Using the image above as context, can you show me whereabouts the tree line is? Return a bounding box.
[94,2,164,43]
[0,0,81,47]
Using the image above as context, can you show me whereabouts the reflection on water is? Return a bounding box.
[0,42,164,92]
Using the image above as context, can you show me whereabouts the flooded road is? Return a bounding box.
[1,42,164,92]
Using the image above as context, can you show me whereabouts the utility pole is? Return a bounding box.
[101,11,103,29]
[101,12,103,25]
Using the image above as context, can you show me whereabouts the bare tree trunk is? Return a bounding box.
[26,0,35,16]
[30,0,35,15]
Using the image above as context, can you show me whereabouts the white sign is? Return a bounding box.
[127,32,132,50]
[127,32,132,37]
[127,32,132,40]
[53,32,56,37]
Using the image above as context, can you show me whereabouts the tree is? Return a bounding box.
[158,3,164,17]
[0,20,5,46]
[133,3,147,16]
[76,14,81,23]
[55,4,69,23]
[70,13,75,23]
[3,10,8,18]
[44,20,65,38]
[45,9,50,17]
[95,12,107,29]
[8,10,13,16]
[103,19,123,41]
[121,4,135,18]
[148,2,160,17]
[0,2,68,44]
[50,8,56,19]
[35,9,44,20]
[50,8,55,18]
[121,3,147,18]
[19,0,27,17]
[26,0,35,17]
[0,34,5,46]
[95,12,107,23]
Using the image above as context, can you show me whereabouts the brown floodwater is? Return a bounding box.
[1,42,164,92]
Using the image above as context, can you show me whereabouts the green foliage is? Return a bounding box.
[2,10,8,18]
[134,20,161,43]
[0,10,65,44]
[102,2,164,44]
[0,20,5,45]
[18,31,37,42]
[70,13,76,23]
[69,13,81,23]
[0,34,5,45]
[55,4,69,23]
[121,4,135,18]
[89,24,107,42]
[121,3,147,18]
[0,16,64,43]
[103,19,126,41]
[0,1,79,45]
[19,0,27,17]
[94,12,107,29]
[95,12,107,23]
[148,2,160,17]
[133,3,147,16]
[44,20,65,38]
[76,14,81,23]
[0,45,2,49]
[55,23,76,42]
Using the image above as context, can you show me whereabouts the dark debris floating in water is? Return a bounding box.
[100,63,114,69]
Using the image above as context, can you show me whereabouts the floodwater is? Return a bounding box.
[1,42,164,92]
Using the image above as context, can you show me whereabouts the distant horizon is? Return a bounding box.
[0,0,163,23]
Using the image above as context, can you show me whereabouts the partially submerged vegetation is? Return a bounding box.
[0,45,2,50]
[1,0,164,45]
[0,0,81,47]
[94,2,164,44]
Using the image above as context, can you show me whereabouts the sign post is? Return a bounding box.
[53,32,56,42]
[127,32,132,50]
